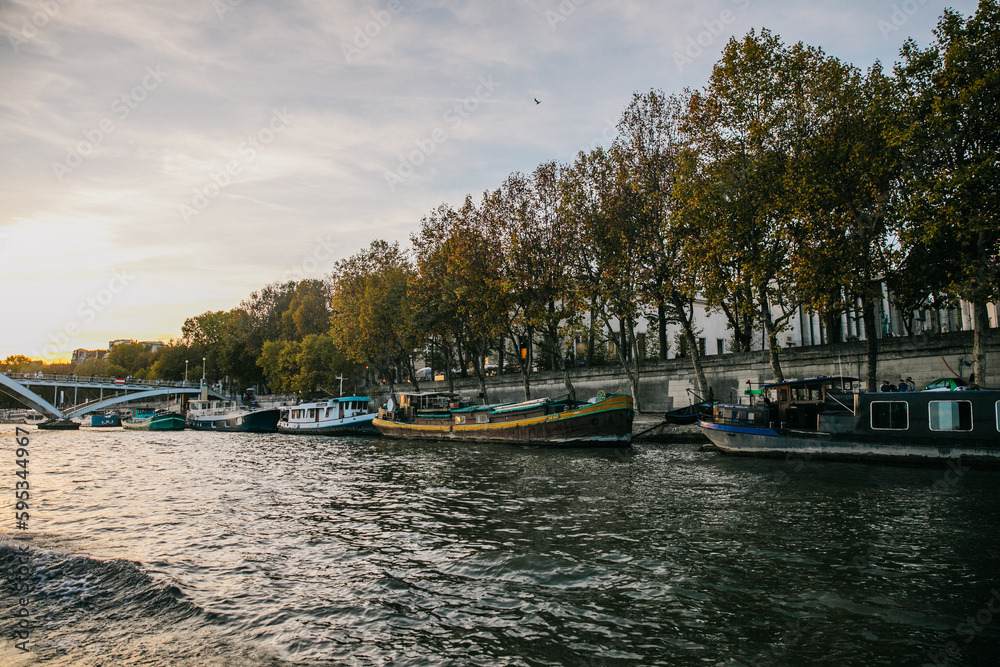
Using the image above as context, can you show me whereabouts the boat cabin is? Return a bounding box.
[188,399,239,415]
[386,392,461,419]
[286,397,372,423]
[766,376,857,429]
[712,377,857,431]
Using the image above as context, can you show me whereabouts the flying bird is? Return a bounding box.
[534,98,541,104]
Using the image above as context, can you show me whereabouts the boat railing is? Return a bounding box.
[189,407,241,418]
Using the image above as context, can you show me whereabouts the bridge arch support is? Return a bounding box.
[0,374,65,419]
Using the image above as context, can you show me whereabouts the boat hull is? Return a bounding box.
[374,394,634,446]
[187,408,281,433]
[82,414,122,427]
[701,421,1000,464]
[123,413,186,431]
[277,414,378,436]
[37,419,80,430]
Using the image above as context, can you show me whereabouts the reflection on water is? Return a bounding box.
[1,426,998,665]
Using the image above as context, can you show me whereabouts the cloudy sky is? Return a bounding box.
[0,0,978,361]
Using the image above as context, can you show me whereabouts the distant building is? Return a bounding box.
[106,339,165,352]
[72,348,108,364]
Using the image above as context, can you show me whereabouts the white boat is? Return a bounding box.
[277,396,379,436]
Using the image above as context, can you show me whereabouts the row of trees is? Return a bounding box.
[329,3,998,407]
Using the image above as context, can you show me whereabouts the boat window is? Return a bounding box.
[808,385,822,401]
[778,389,788,403]
[929,401,973,432]
[871,401,908,430]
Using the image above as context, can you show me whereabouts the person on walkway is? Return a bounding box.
[896,379,908,392]
[906,377,915,391]
[880,380,892,392]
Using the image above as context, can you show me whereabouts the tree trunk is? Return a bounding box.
[587,307,596,366]
[456,340,467,378]
[658,302,668,360]
[860,295,879,392]
[497,337,504,376]
[758,286,784,383]
[671,292,708,398]
[606,319,640,412]
[406,354,420,392]
[971,300,989,386]
[471,354,489,404]
[559,343,576,401]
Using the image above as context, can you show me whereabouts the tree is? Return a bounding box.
[438,195,508,402]
[108,342,153,374]
[896,0,1000,385]
[680,29,800,383]
[330,240,420,396]
[410,203,467,394]
[1,355,34,373]
[785,51,905,390]
[258,340,302,394]
[279,279,333,341]
[148,342,193,381]
[562,146,648,408]
[616,89,710,397]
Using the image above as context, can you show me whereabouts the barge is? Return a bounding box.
[699,376,1000,463]
[373,390,634,446]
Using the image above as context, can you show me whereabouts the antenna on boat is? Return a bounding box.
[336,375,344,397]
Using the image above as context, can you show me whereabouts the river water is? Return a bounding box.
[1,426,998,666]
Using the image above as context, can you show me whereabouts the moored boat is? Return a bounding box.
[122,409,186,431]
[277,396,378,435]
[373,390,634,446]
[663,402,711,425]
[186,398,281,432]
[699,376,1000,464]
[38,418,80,430]
[81,413,122,428]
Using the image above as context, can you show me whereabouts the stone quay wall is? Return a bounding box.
[421,330,999,412]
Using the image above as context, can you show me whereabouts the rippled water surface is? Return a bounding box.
[1,426,999,666]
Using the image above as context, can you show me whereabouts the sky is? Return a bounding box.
[0,0,980,361]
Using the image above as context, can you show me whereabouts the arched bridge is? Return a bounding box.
[0,373,225,420]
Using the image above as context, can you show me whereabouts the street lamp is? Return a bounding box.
[185,360,189,385]
[202,357,206,384]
